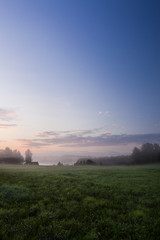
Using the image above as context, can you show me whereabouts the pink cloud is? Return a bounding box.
[0,124,17,129]
[98,111,102,115]
[17,132,160,149]
[0,108,17,121]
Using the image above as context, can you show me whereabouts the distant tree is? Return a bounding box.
[0,147,24,164]
[131,143,160,164]
[4,147,12,158]
[57,161,63,166]
[131,147,141,164]
[153,143,160,152]
[153,143,160,161]
[141,143,154,163]
[74,158,96,165]
[25,149,32,164]
[86,159,96,165]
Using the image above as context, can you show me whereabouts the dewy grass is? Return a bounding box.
[0,164,160,240]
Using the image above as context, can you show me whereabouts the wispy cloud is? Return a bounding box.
[0,108,17,121]
[98,110,110,116]
[0,124,17,129]
[17,139,50,148]
[17,130,160,149]
[36,128,103,138]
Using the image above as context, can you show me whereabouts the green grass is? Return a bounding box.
[0,164,160,240]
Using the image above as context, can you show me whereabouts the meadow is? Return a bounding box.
[0,164,160,240]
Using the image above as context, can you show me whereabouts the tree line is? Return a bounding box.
[75,155,130,166]
[0,148,35,165]
[75,143,160,166]
[0,143,160,166]
[131,143,160,164]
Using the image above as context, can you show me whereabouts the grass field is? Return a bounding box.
[0,164,160,240]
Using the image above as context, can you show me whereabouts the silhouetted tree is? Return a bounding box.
[131,143,160,164]
[153,143,160,159]
[25,149,32,164]
[57,161,63,166]
[131,147,141,164]
[86,159,96,165]
[74,158,96,165]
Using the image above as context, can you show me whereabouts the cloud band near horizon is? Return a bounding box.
[17,131,160,149]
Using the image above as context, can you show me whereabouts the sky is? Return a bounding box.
[0,0,160,162]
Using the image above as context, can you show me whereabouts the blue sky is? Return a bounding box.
[0,0,160,159]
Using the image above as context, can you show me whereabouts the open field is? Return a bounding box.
[0,164,160,240]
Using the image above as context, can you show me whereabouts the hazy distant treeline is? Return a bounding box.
[75,143,160,166]
[131,143,160,164]
[0,148,35,165]
[75,155,130,166]
[1,143,160,166]
[0,147,24,164]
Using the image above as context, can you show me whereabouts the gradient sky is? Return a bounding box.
[0,0,160,160]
